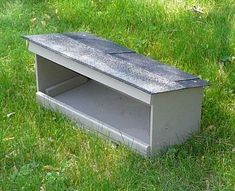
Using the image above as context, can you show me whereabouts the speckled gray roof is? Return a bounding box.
[23,32,207,94]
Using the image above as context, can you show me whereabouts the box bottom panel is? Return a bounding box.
[37,80,151,155]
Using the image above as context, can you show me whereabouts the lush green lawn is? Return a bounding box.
[0,0,234,190]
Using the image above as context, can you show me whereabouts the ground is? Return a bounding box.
[0,0,234,190]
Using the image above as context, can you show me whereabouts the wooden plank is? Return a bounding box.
[45,76,88,97]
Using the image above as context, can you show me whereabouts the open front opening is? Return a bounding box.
[36,55,150,145]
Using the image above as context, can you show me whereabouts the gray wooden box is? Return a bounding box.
[24,33,207,156]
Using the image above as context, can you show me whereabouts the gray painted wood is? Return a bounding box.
[37,92,150,156]
[24,32,207,94]
[45,76,88,97]
[150,88,203,155]
[25,32,207,156]
[36,55,78,93]
[55,80,150,144]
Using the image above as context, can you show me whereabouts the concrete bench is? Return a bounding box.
[24,32,207,156]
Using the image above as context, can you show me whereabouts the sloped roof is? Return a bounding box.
[24,32,207,94]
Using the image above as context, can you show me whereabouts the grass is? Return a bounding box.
[0,0,234,190]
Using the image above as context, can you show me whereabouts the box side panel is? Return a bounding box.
[150,88,203,155]
[36,55,79,93]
